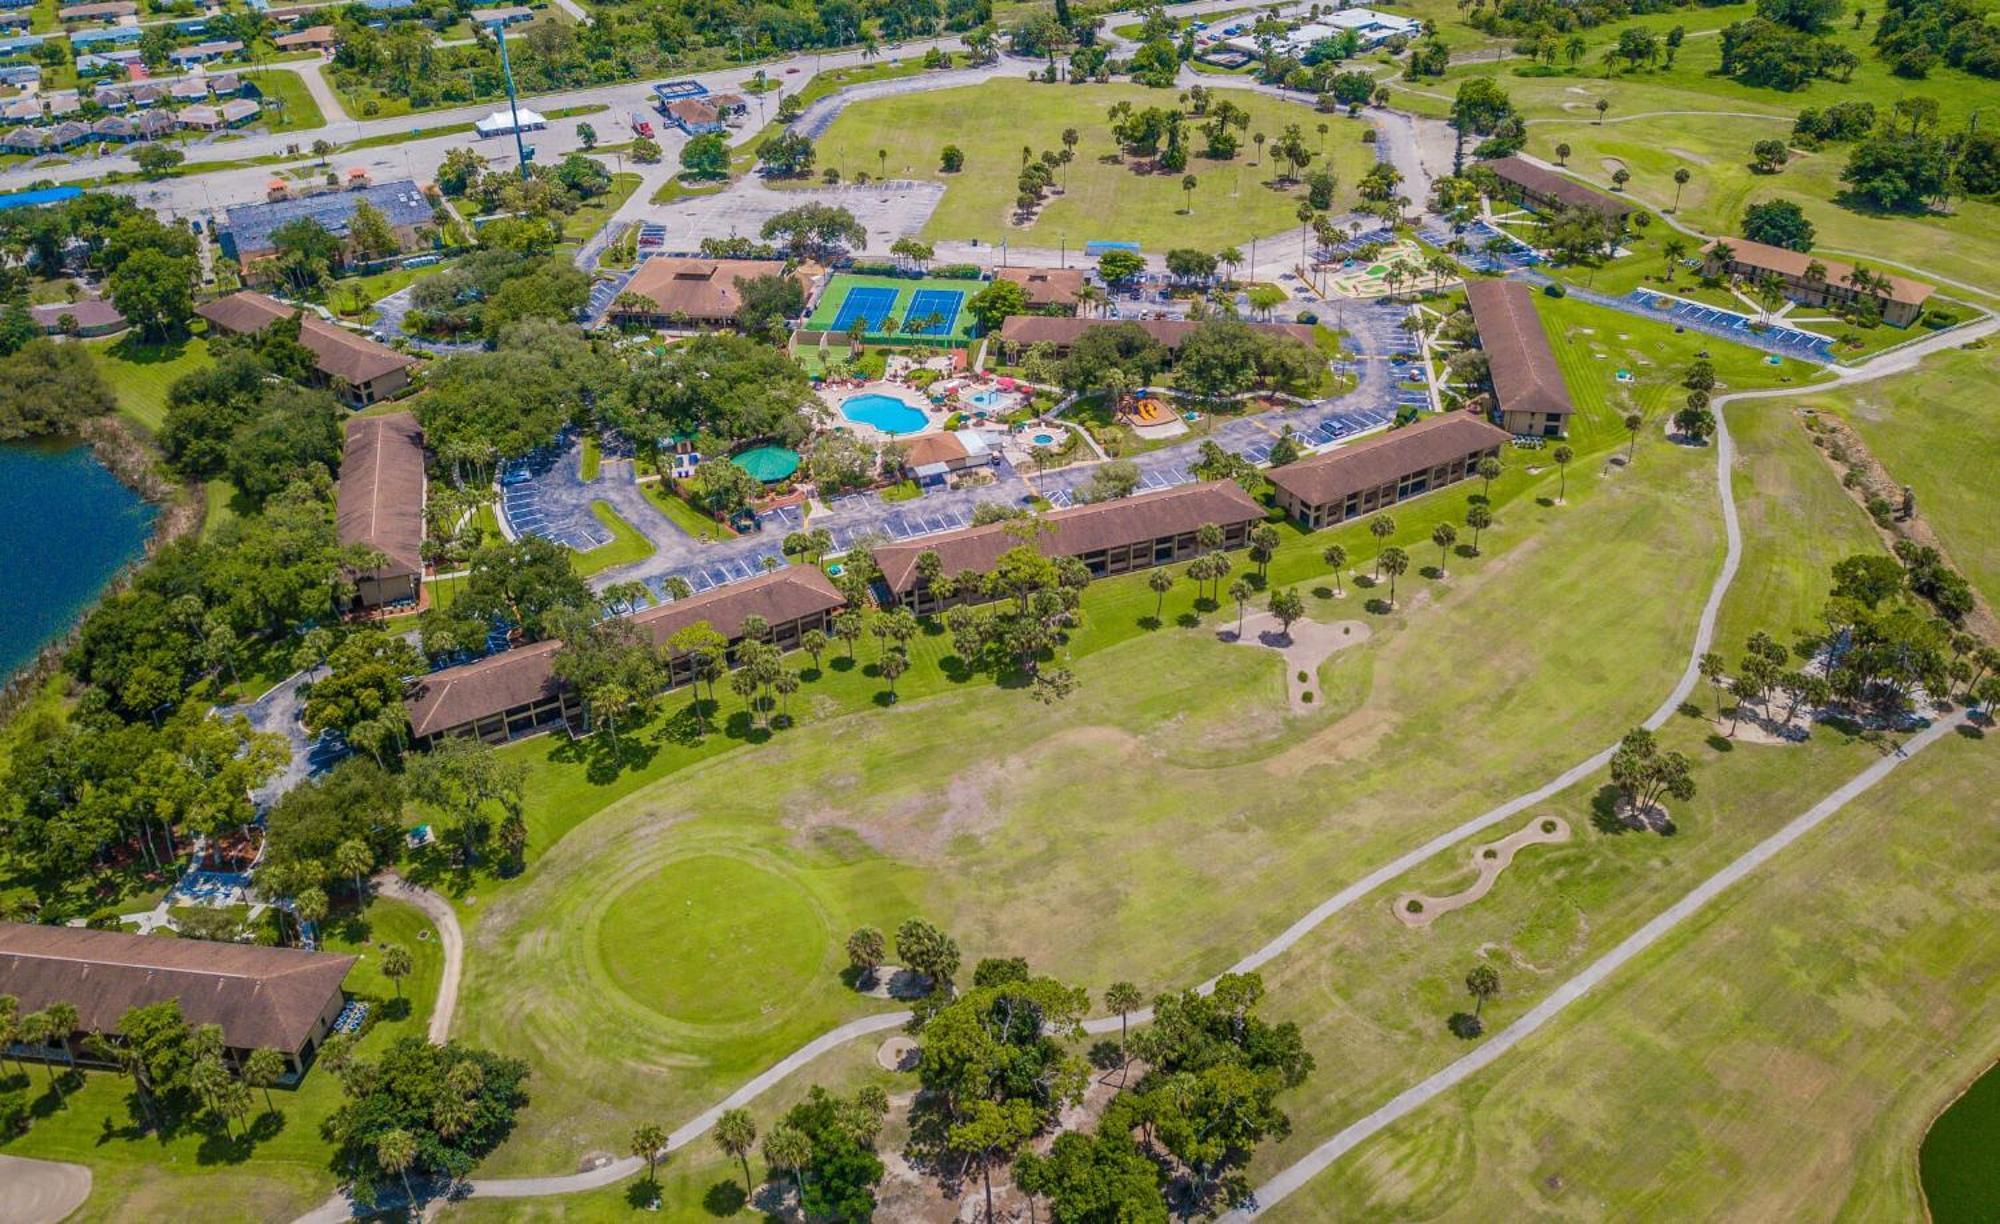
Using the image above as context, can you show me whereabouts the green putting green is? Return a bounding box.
[595,854,828,1026]
[731,445,801,483]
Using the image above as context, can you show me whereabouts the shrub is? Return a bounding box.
[1543,283,1566,298]
[1361,129,1378,143]
[1406,898,1424,913]
[1482,848,1498,859]
[1540,819,1557,833]
[931,263,982,279]
[1301,691,1313,703]
[1866,495,1893,526]
[1296,670,1309,683]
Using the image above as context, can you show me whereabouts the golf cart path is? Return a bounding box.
[0,1154,91,1224]
[374,873,462,1045]
[1229,707,1969,1218]
[291,274,1996,1224]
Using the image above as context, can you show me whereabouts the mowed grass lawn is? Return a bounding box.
[85,335,212,435]
[1799,343,2000,611]
[0,898,443,1222]
[1265,728,2000,1222]
[803,78,1380,249]
[449,299,1823,1177]
[1388,1,2000,297]
[241,68,326,135]
[570,501,656,578]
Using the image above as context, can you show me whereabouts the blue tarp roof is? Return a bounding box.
[71,26,142,43]
[0,186,82,212]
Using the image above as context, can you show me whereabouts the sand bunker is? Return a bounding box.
[1218,611,1371,711]
[1395,816,1571,927]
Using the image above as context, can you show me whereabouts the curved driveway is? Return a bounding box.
[374,873,462,1045]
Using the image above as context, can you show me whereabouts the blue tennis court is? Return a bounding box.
[904,288,964,336]
[830,285,897,334]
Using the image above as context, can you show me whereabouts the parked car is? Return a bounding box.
[630,112,654,138]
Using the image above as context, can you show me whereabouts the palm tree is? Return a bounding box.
[1554,141,1571,166]
[381,944,412,998]
[1552,444,1574,502]
[1624,411,1643,461]
[1229,578,1253,635]
[1253,130,1265,164]
[1661,237,1688,282]
[335,838,373,901]
[632,1122,669,1185]
[294,886,327,948]
[1368,513,1396,577]
[1432,522,1457,574]
[715,1108,758,1195]
[1182,173,1198,213]
[1104,981,1144,1084]
[1147,567,1174,621]
[1465,503,1492,553]
[1699,651,1727,720]
[1321,543,1347,595]
[1671,166,1691,211]
[378,1128,420,1206]
[1476,455,1503,498]
[762,1122,811,1204]
[244,1048,285,1115]
[1466,964,1501,1015]
[1595,97,1610,124]
[1379,546,1409,607]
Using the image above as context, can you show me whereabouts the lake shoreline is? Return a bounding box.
[0,416,203,723]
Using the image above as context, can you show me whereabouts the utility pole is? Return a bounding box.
[491,20,531,180]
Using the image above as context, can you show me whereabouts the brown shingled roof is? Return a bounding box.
[195,292,414,386]
[899,432,969,468]
[403,567,845,738]
[195,289,292,335]
[1263,412,1512,508]
[1699,236,1932,308]
[0,923,354,1054]
[1462,279,1574,422]
[873,479,1265,595]
[614,256,797,323]
[1480,156,1632,220]
[337,412,425,578]
[995,265,1086,308]
[996,317,1317,350]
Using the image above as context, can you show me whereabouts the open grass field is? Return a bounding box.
[437,299,1830,1177]
[802,78,1380,250]
[1797,343,2000,611]
[0,897,444,1222]
[1388,1,2000,299]
[1262,726,2000,1222]
[241,69,327,135]
[84,335,212,436]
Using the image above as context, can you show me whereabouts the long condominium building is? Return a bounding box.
[872,479,1266,613]
[1699,237,1933,327]
[1264,411,1511,529]
[1463,279,1575,438]
[336,412,426,610]
[404,566,844,747]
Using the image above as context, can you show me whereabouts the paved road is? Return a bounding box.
[0,1155,91,1224]
[1229,706,1971,1218]
[374,872,462,1045]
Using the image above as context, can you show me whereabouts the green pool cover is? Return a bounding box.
[732,445,801,482]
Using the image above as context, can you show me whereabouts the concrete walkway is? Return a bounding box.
[1229,708,1969,1218]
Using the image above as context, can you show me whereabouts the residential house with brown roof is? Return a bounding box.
[0,923,354,1075]
[29,296,126,336]
[995,316,1317,360]
[996,265,1087,313]
[337,412,426,609]
[272,24,336,51]
[57,1,138,23]
[404,566,846,747]
[1462,279,1574,437]
[607,256,811,330]
[196,291,417,407]
[1264,411,1510,529]
[1479,156,1632,226]
[1699,237,1932,328]
[664,97,722,133]
[873,479,1265,613]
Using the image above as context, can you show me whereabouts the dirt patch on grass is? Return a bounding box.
[1217,611,1372,711]
[1396,816,1571,927]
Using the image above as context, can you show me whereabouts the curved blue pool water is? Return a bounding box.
[840,393,928,434]
[968,389,1005,409]
[1031,432,1056,445]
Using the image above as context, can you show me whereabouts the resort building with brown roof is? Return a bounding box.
[995,266,1087,312]
[1462,279,1575,437]
[337,412,426,610]
[0,923,354,1075]
[873,479,1265,613]
[196,291,416,407]
[404,567,846,747]
[1699,237,1933,327]
[605,257,817,330]
[1480,156,1632,225]
[1264,411,1511,529]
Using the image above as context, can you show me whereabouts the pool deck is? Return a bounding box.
[820,381,948,442]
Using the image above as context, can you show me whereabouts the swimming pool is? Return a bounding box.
[840,393,928,434]
[1031,432,1056,446]
[968,389,1006,409]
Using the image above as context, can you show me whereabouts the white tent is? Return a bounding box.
[474,107,546,137]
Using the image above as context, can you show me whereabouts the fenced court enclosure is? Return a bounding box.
[804,273,986,346]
